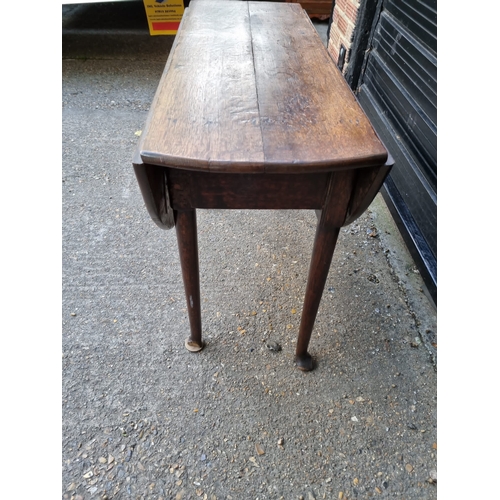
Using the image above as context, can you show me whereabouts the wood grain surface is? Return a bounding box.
[140,0,387,173]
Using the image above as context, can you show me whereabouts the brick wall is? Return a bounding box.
[328,0,360,73]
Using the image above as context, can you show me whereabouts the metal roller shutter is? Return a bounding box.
[353,0,437,304]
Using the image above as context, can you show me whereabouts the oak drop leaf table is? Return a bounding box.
[133,0,393,371]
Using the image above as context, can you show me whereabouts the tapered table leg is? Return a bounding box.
[295,223,341,371]
[295,171,355,371]
[175,209,204,352]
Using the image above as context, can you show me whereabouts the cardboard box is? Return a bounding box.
[143,0,184,35]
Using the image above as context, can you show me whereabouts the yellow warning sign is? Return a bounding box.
[143,0,184,36]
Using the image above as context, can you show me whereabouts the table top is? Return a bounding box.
[139,0,387,174]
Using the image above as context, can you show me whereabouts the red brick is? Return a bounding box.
[336,13,348,36]
[335,0,358,24]
[328,44,339,63]
[345,3,359,23]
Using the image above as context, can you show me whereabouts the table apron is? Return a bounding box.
[167,169,332,210]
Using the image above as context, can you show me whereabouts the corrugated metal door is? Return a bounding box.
[355,0,437,303]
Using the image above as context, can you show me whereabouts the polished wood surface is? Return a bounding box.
[133,0,393,370]
[140,0,387,173]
